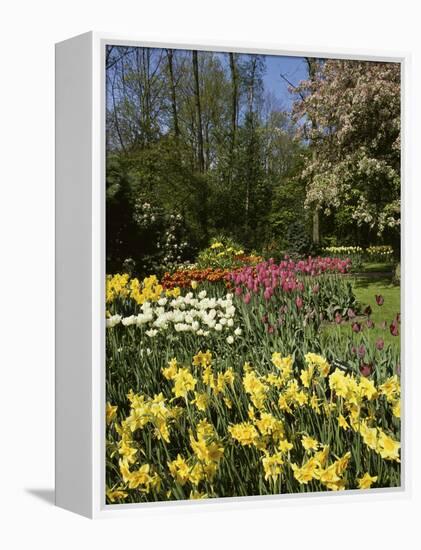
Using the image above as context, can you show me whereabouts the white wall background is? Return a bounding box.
[0,1,419,548]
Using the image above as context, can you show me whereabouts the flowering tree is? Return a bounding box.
[292,60,400,239]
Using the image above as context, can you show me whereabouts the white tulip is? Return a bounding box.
[122,315,136,326]
[208,309,217,320]
[106,314,121,328]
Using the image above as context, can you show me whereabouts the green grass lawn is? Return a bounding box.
[323,273,400,348]
[352,274,400,346]
[360,262,394,273]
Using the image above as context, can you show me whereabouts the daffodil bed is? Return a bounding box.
[105,260,401,504]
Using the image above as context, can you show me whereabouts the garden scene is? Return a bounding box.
[105,46,401,504]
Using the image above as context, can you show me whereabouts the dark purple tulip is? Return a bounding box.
[348,308,356,319]
[364,305,372,316]
[295,296,303,309]
[376,338,385,351]
[390,321,399,337]
[375,294,384,306]
[359,362,373,377]
[358,344,366,358]
[366,319,375,329]
[352,322,362,333]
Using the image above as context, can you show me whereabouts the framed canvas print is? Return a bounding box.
[55,32,408,518]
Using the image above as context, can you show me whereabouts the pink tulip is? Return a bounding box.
[376,338,384,350]
[358,344,366,358]
[348,308,356,319]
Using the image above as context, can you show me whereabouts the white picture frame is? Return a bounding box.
[55,31,410,518]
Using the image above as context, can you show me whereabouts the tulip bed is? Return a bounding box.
[105,256,401,504]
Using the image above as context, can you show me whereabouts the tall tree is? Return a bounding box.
[305,57,321,246]
[166,49,180,139]
[292,59,400,242]
[192,50,205,172]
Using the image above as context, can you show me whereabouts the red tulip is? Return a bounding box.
[390,320,399,337]
[295,296,303,309]
[359,362,373,377]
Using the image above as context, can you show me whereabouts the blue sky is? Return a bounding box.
[263,55,308,111]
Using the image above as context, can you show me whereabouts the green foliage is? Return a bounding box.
[285,220,315,257]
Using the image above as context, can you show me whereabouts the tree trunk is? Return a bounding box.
[306,57,321,246]
[192,50,205,172]
[312,209,320,246]
[229,53,238,147]
[166,49,180,139]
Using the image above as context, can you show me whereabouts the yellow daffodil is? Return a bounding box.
[106,402,118,424]
[358,473,378,489]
